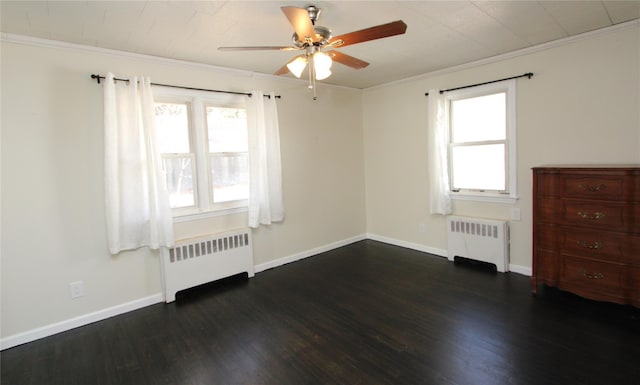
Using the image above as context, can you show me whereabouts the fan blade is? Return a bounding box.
[328,20,407,48]
[276,54,309,76]
[281,6,316,43]
[218,46,300,51]
[274,64,290,76]
[327,50,369,69]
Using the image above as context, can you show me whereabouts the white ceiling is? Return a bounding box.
[1,1,638,89]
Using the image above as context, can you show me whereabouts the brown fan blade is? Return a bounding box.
[218,46,300,51]
[275,54,309,76]
[274,64,290,76]
[327,50,369,69]
[328,20,407,48]
[281,6,316,43]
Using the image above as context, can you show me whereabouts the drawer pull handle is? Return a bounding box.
[577,240,603,249]
[578,183,606,192]
[582,270,605,280]
[577,211,605,220]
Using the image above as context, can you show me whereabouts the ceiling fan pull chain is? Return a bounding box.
[307,55,314,90]
[310,56,318,100]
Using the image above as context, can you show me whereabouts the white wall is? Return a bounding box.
[363,22,640,272]
[0,38,366,342]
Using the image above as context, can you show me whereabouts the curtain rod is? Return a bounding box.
[424,72,533,96]
[90,74,281,99]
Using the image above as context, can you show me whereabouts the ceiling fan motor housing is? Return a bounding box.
[307,5,321,24]
[290,5,332,48]
[291,25,332,47]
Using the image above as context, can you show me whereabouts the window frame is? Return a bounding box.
[445,79,518,204]
[153,86,249,220]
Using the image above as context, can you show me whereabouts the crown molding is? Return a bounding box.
[0,32,362,91]
[0,32,279,81]
[366,19,640,91]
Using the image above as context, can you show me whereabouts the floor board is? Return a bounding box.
[2,240,639,385]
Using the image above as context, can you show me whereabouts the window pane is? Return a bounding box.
[451,93,505,142]
[210,154,249,203]
[207,107,248,153]
[154,103,190,153]
[451,144,505,191]
[163,156,195,208]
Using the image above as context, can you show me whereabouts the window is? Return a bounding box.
[206,105,249,204]
[153,87,249,218]
[446,80,517,203]
[155,101,195,209]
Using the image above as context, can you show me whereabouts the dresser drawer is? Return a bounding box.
[535,198,640,232]
[560,228,627,262]
[534,168,639,200]
[561,175,630,200]
[561,200,635,232]
[560,256,627,297]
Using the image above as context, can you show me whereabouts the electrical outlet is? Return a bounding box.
[419,223,426,233]
[511,208,521,221]
[69,281,84,299]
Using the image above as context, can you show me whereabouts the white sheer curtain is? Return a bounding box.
[427,89,452,215]
[103,73,174,254]
[246,91,284,228]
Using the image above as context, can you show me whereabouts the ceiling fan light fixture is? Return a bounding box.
[315,68,332,80]
[313,51,332,71]
[286,55,308,78]
[312,51,332,80]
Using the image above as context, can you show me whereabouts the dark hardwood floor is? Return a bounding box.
[2,240,639,385]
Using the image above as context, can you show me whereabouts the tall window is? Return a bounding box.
[153,87,249,217]
[207,106,249,204]
[446,79,517,202]
[155,101,195,209]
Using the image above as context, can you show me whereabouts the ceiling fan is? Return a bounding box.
[219,5,407,99]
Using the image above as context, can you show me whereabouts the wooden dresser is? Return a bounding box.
[532,166,640,307]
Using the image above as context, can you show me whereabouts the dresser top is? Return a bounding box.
[533,164,640,169]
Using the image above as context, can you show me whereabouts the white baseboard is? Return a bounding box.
[367,233,532,276]
[2,236,367,351]
[1,293,163,351]
[254,234,367,273]
[509,264,532,276]
[366,233,448,258]
[2,233,531,350]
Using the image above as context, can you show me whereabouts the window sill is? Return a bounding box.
[451,193,519,204]
[173,206,248,223]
